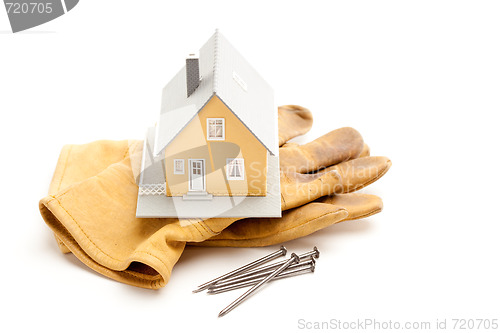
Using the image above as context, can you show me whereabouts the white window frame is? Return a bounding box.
[173,159,185,174]
[207,118,225,141]
[226,158,245,180]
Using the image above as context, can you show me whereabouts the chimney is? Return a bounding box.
[186,54,200,97]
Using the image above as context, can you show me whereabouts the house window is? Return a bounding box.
[174,159,184,174]
[227,158,245,180]
[207,118,225,140]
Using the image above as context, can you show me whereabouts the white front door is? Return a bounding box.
[189,159,205,191]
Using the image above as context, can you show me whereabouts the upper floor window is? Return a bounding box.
[207,118,225,140]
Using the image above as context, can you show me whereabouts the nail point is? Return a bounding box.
[192,286,206,293]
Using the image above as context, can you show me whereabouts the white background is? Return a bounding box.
[1,1,499,332]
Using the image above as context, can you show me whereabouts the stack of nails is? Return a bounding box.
[193,246,319,317]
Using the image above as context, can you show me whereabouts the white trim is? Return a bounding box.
[232,71,248,92]
[173,159,185,174]
[226,158,245,180]
[206,118,225,141]
[139,183,166,196]
[139,132,149,185]
[60,0,68,13]
[188,159,206,191]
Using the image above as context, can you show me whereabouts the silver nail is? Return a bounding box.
[218,253,299,317]
[215,247,319,285]
[213,258,315,289]
[209,260,315,295]
[192,246,287,293]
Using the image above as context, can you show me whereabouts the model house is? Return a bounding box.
[136,30,280,218]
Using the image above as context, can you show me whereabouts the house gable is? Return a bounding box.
[164,95,268,196]
[154,30,277,157]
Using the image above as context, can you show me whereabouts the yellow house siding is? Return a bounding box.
[164,95,268,196]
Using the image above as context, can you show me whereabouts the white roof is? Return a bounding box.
[154,30,277,156]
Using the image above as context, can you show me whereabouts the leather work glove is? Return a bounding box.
[39,105,391,289]
[196,106,390,246]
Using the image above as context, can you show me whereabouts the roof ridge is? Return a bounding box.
[213,29,220,93]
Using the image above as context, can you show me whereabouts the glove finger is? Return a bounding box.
[316,193,383,220]
[278,105,313,146]
[192,202,348,247]
[325,156,392,193]
[41,197,185,289]
[279,127,364,173]
[49,140,142,195]
[194,193,383,248]
[280,170,342,210]
[47,140,143,257]
[54,235,71,254]
[40,153,238,289]
[360,143,370,157]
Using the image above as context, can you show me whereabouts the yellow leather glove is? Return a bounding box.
[39,105,391,289]
[197,108,391,246]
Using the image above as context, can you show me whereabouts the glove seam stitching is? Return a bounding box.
[133,250,173,281]
[52,196,123,262]
[280,192,287,210]
[345,208,382,221]
[191,221,207,238]
[44,198,164,288]
[198,221,218,236]
[201,208,346,243]
[121,142,132,159]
